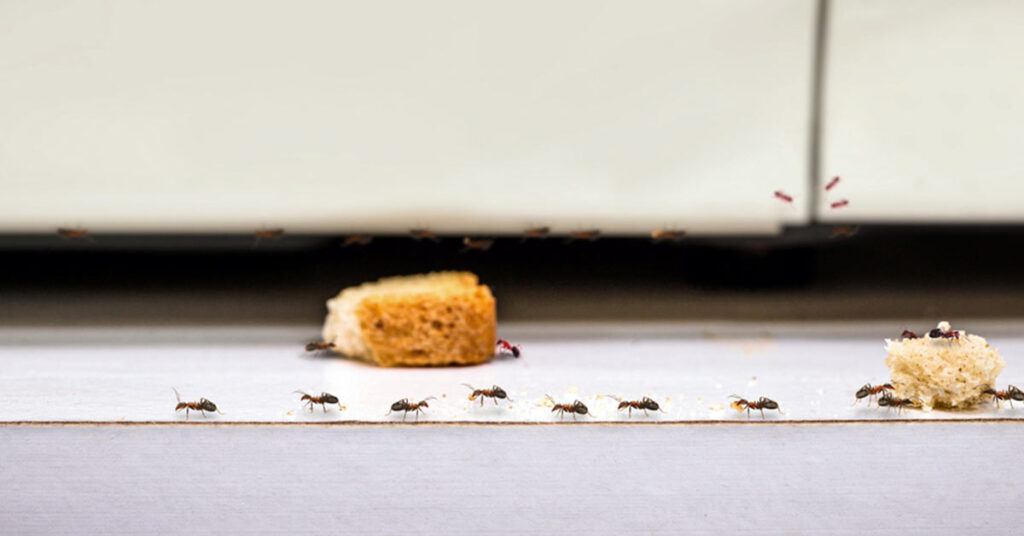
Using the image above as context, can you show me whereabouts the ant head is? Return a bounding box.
[928,328,944,338]
[493,386,507,399]
[855,386,871,399]
[391,399,408,411]
[323,393,339,404]
[761,399,779,410]
[644,398,661,411]
[573,401,589,414]
[200,399,218,412]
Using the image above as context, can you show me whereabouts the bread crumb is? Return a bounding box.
[709,402,723,411]
[885,321,1004,410]
[441,394,446,398]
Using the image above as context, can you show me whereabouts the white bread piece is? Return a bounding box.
[321,271,496,367]
[885,321,1004,409]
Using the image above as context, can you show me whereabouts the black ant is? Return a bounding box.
[495,338,521,358]
[295,391,344,413]
[729,395,782,419]
[899,330,919,340]
[545,395,592,420]
[607,395,665,417]
[305,341,336,354]
[462,384,512,406]
[877,392,921,413]
[387,397,435,421]
[982,385,1024,408]
[928,327,961,341]
[853,383,894,407]
[173,388,222,420]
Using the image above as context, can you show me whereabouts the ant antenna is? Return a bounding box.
[172,387,181,404]
[603,394,623,402]
[461,383,476,391]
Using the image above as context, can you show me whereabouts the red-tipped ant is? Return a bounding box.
[387,397,435,421]
[545,395,592,420]
[729,395,782,419]
[305,341,336,354]
[462,384,512,406]
[521,227,550,241]
[295,391,344,413]
[566,230,600,243]
[173,388,222,420]
[773,191,794,203]
[462,237,494,252]
[341,235,373,247]
[825,176,841,191]
[899,330,919,340]
[853,383,894,407]
[982,385,1024,408]
[877,392,921,413]
[495,338,521,358]
[928,327,961,342]
[57,227,93,241]
[651,229,685,244]
[409,229,440,242]
[607,395,665,417]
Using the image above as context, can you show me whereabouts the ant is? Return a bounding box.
[853,383,894,407]
[57,227,93,241]
[254,228,284,240]
[294,391,344,413]
[899,330,919,340]
[387,397,435,421]
[566,230,600,243]
[462,384,512,406]
[877,392,921,413]
[173,388,222,420]
[495,338,521,358]
[830,199,849,209]
[773,190,794,203]
[409,229,440,242]
[729,395,782,419]
[545,395,592,420]
[825,176,841,191]
[607,395,665,417]
[829,226,859,239]
[651,229,685,244]
[928,327,961,341]
[521,226,550,241]
[981,385,1024,408]
[305,341,336,354]
[341,235,373,247]
[462,237,494,252]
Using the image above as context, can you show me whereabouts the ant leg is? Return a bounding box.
[185,408,190,421]
[493,398,498,406]
[760,408,766,419]
[322,403,327,413]
[402,411,408,422]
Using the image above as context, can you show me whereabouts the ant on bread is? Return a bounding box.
[565,230,600,243]
[462,384,512,406]
[304,341,336,354]
[545,395,592,420]
[651,229,685,244]
[521,227,550,241]
[981,385,1024,408]
[877,392,921,413]
[729,395,782,419]
[387,397,435,421]
[295,391,344,413]
[173,388,222,420]
[409,229,440,243]
[928,327,961,342]
[462,237,494,252]
[853,383,894,407]
[341,235,373,247]
[57,227,93,241]
[606,395,665,417]
[899,330,919,340]
[495,338,522,358]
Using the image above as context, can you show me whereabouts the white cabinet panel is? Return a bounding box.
[822,0,1024,222]
[0,1,815,235]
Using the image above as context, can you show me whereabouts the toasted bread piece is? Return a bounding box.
[885,321,1004,409]
[321,272,496,367]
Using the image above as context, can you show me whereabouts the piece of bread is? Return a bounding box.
[885,321,1004,409]
[321,271,496,367]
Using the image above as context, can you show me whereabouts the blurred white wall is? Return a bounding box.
[0,0,814,235]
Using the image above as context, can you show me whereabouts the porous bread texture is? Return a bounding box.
[321,271,496,367]
[884,321,1004,410]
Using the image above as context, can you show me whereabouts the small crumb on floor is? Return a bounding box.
[709,402,723,411]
